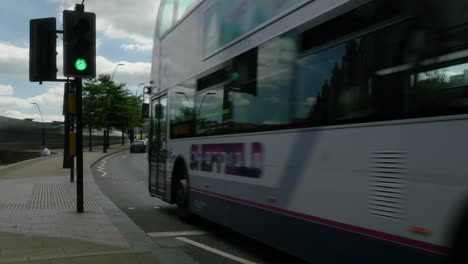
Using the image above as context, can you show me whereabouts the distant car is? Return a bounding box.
[130,140,146,153]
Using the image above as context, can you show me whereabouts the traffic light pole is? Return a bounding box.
[76,77,84,213]
[30,2,94,214]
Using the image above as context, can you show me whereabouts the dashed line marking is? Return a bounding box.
[176,237,257,264]
[128,207,135,210]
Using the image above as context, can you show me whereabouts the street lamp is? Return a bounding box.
[104,63,125,152]
[30,102,45,147]
[111,63,125,81]
[135,82,145,96]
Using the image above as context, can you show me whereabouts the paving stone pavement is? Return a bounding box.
[0,145,164,264]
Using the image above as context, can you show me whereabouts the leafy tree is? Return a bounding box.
[83,74,144,149]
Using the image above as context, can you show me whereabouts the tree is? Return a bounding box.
[83,74,144,150]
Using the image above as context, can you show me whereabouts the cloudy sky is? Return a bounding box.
[0,0,159,122]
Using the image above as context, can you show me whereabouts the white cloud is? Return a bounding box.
[0,42,29,75]
[4,110,63,122]
[28,86,64,110]
[0,41,150,89]
[96,56,151,86]
[0,96,31,109]
[0,84,65,122]
[49,0,159,53]
[120,43,153,52]
[0,84,13,96]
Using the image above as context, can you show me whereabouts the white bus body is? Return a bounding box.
[148,0,468,262]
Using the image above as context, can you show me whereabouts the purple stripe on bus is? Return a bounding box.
[191,187,449,254]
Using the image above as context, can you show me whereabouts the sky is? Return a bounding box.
[0,0,160,122]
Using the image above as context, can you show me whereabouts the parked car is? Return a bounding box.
[130,140,146,153]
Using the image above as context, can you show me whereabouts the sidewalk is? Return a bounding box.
[0,145,160,264]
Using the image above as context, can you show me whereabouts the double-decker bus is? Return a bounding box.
[147,0,468,262]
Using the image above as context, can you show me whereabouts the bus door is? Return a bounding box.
[149,95,167,198]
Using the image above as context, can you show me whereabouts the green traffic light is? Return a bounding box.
[74,58,87,71]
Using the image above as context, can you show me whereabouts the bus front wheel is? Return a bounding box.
[175,178,191,220]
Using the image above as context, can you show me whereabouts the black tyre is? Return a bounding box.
[175,177,191,221]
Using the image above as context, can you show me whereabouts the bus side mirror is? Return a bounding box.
[142,103,149,118]
[144,86,151,95]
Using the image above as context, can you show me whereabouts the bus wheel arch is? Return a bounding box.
[447,199,468,263]
[172,157,191,220]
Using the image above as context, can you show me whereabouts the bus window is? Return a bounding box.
[170,79,196,138]
[158,0,176,37]
[230,37,295,131]
[295,37,379,123]
[410,62,468,114]
[176,0,198,21]
[195,85,229,135]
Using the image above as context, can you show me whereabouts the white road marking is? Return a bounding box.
[121,155,129,159]
[176,237,257,264]
[153,207,159,209]
[128,207,135,210]
[96,160,110,177]
[148,231,207,238]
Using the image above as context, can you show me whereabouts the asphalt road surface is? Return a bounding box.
[92,150,308,264]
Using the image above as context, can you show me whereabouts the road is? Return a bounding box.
[92,150,308,264]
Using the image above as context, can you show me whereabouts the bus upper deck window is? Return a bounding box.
[176,0,197,21]
[158,0,176,37]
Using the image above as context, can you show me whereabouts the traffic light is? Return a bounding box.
[29,17,57,82]
[63,10,96,78]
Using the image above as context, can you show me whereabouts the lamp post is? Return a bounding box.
[104,63,125,152]
[135,82,145,96]
[30,102,45,147]
[111,63,125,81]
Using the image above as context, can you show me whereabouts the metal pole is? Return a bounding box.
[111,63,124,82]
[76,78,84,213]
[63,83,71,169]
[31,103,45,146]
[103,130,107,153]
[89,124,92,151]
[63,114,71,168]
[70,114,75,182]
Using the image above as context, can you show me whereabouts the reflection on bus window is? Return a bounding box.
[159,0,175,37]
[410,62,468,114]
[295,38,378,123]
[230,37,295,130]
[195,85,229,135]
[176,0,198,21]
[170,80,196,138]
